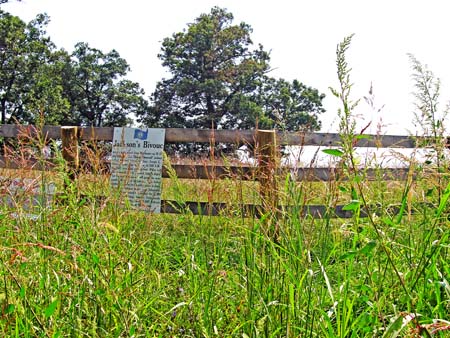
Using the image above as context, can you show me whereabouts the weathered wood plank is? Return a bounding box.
[0,125,61,139]
[164,130,418,147]
[0,124,419,148]
[163,164,256,179]
[79,127,114,141]
[256,130,278,226]
[278,132,417,148]
[161,200,236,216]
[0,155,55,170]
[0,191,430,219]
[160,200,430,218]
[164,128,255,144]
[61,127,79,171]
[79,127,256,143]
[164,165,413,181]
[288,167,413,181]
[0,156,414,182]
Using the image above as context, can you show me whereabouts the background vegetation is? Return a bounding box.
[0,6,324,132]
[0,3,449,338]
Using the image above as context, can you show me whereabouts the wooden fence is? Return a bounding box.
[0,124,429,218]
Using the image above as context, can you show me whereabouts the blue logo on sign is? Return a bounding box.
[134,129,148,140]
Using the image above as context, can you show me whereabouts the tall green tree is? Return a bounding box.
[21,49,71,125]
[63,42,148,127]
[139,7,271,129]
[0,10,68,125]
[254,77,325,131]
[140,7,324,132]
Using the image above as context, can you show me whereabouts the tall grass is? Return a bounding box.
[0,37,449,337]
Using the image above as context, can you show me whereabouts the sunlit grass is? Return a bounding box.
[0,149,449,337]
[0,35,449,337]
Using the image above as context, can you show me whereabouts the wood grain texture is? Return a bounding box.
[163,165,413,182]
[61,127,79,169]
[0,155,55,170]
[160,201,429,218]
[0,124,419,148]
[162,164,256,180]
[278,132,417,148]
[0,157,414,182]
[256,130,278,219]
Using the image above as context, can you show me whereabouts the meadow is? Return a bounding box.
[0,132,449,338]
[0,36,449,337]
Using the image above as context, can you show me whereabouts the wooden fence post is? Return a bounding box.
[61,126,79,180]
[256,129,279,239]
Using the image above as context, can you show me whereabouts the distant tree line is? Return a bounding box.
[0,10,147,127]
[0,6,325,132]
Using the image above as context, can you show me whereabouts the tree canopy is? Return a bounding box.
[62,42,148,127]
[0,11,67,125]
[253,77,325,131]
[1,6,324,133]
[0,10,148,126]
[138,7,325,132]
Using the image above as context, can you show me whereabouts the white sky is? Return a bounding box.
[3,0,450,135]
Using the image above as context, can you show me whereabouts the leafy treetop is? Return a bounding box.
[0,10,148,127]
[139,7,325,132]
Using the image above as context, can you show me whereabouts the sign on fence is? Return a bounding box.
[110,127,165,213]
[1,177,56,219]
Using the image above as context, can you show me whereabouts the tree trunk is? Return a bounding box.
[1,98,6,125]
[206,94,216,128]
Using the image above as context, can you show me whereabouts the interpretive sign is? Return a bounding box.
[1,177,56,220]
[110,127,165,213]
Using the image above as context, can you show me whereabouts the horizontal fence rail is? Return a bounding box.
[161,200,433,218]
[0,124,421,147]
[0,157,417,182]
[0,124,439,218]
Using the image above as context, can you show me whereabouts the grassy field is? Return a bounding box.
[0,154,449,337]
[1,36,449,337]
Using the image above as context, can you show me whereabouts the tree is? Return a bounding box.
[253,77,325,131]
[0,10,148,127]
[62,42,148,127]
[0,10,68,125]
[139,7,270,129]
[139,7,324,132]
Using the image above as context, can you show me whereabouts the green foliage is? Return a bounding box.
[253,77,325,131]
[0,10,69,125]
[329,34,359,167]
[409,53,444,141]
[409,54,449,203]
[0,121,449,336]
[139,7,325,131]
[0,10,148,127]
[63,42,148,127]
[0,12,449,337]
[322,148,344,157]
[24,49,71,125]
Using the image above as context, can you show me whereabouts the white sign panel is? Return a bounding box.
[110,128,165,213]
[1,177,56,219]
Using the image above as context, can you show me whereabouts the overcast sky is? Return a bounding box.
[3,0,450,135]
